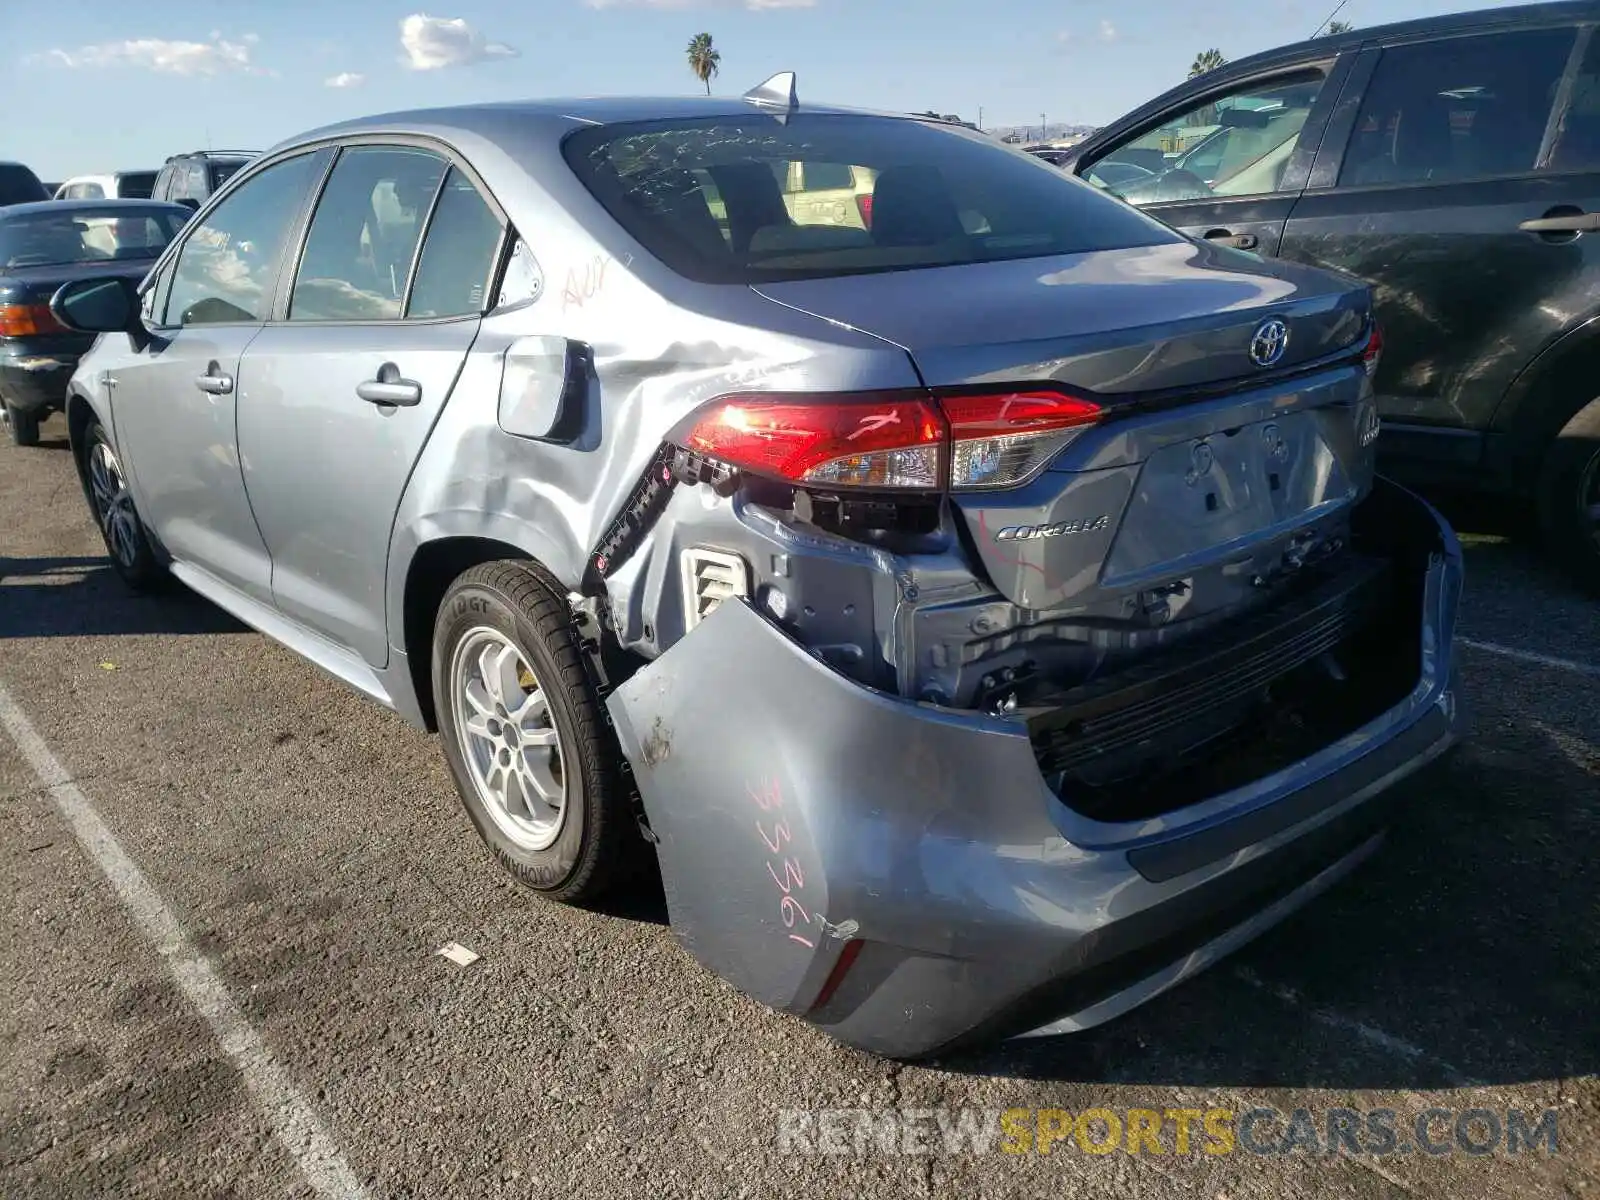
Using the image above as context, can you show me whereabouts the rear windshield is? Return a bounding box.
[117,172,158,199]
[562,114,1178,283]
[0,206,188,269]
[0,164,48,206]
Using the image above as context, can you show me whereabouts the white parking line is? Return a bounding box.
[0,680,368,1200]
[1458,638,1600,679]
[1233,967,1484,1088]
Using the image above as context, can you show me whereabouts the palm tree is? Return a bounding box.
[1320,19,1355,35]
[687,33,720,95]
[1189,48,1228,78]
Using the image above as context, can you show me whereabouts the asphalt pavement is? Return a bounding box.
[2,412,1596,1199]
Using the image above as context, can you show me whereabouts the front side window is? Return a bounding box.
[564,114,1176,284]
[1339,29,1575,186]
[406,168,503,318]
[165,153,320,326]
[289,146,447,321]
[1088,70,1328,205]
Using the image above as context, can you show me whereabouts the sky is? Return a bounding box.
[6,0,1525,179]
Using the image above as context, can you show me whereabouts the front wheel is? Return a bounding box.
[83,422,166,590]
[1537,398,1600,596]
[431,561,630,904]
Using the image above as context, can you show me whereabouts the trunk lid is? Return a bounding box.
[751,240,1368,393]
[754,241,1376,612]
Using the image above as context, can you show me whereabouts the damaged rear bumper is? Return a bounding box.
[607,479,1464,1060]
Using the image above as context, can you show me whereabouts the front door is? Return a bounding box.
[1279,25,1584,451]
[108,151,325,603]
[237,146,507,664]
[1076,59,1349,258]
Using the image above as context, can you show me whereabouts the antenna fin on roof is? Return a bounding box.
[744,71,799,113]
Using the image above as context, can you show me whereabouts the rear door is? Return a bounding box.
[237,142,507,664]
[1279,23,1583,459]
[1074,55,1353,257]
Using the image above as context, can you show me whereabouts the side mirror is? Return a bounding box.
[175,198,200,213]
[50,276,139,335]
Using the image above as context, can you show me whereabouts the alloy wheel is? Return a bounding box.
[88,441,141,569]
[449,627,566,851]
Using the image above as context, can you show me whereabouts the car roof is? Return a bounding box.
[0,198,190,218]
[1215,0,1600,76]
[266,93,911,156]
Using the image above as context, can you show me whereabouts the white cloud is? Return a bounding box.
[325,71,365,88]
[1098,19,1117,40]
[43,32,262,76]
[584,0,815,9]
[400,13,518,70]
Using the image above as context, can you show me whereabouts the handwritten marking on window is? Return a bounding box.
[748,776,816,949]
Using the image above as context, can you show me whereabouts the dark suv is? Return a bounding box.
[0,162,49,208]
[150,151,257,209]
[1061,0,1600,591]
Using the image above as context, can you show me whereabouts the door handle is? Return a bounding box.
[1519,209,1600,235]
[195,361,233,395]
[356,363,422,407]
[1203,229,1259,250]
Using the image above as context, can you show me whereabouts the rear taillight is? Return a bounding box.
[856,193,874,228]
[0,302,65,337]
[678,387,1102,491]
[1362,322,1383,377]
[940,390,1102,489]
[681,391,945,489]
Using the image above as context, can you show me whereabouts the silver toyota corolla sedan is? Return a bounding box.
[51,75,1464,1059]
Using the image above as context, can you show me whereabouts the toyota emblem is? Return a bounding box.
[1249,317,1290,369]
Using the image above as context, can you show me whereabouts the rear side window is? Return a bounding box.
[1547,34,1600,171]
[289,145,447,321]
[406,168,503,318]
[563,114,1177,283]
[209,161,245,192]
[118,172,157,199]
[1339,29,1575,186]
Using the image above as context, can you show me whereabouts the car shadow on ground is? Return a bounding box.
[929,656,1597,1091]
[0,557,246,639]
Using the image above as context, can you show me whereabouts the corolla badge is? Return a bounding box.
[1249,317,1290,368]
[995,515,1111,542]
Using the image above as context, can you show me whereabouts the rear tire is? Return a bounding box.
[431,560,629,905]
[1536,398,1600,596]
[5,402,40,447]
[82,421,166,590]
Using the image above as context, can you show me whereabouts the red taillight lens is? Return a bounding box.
[940,390,1102,489]
[807,938,865,1013]
[681,391,945,489]
[1362,322,1383,376]
[0,302,65,338]
[680,387,1104,491]
[856,193,874,228]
